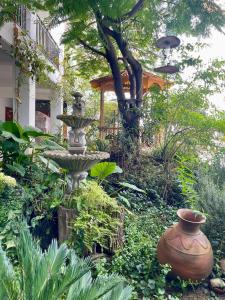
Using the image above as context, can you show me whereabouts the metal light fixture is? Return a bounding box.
[154,35,180,74]
[156,36,180,49]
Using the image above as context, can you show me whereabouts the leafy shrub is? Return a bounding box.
[106,154,184,210]
[68,181,121,255]
[0,172,16,193]
[0,121,64,178]
[98,206,177,299]
[0,184,30,228]
[0,161,65,249]
[176,155,200,209]
[196,173,225,255]
[0,225,132,300]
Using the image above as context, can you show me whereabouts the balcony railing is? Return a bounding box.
[16,5,29,31]
[36,15,60,67]
[15,6,60,68]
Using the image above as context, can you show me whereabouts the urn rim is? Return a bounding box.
[177,208,206,225]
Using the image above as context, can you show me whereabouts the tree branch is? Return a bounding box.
[121,0,145,20]
[78,38,106,58]
[105,0,145,24]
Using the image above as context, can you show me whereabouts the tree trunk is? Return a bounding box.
[96,19,142,156]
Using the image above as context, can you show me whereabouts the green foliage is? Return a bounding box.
[166,0,225,36]
[0,161,66,250]
[111,154,184,207]
[117,182,145,194]
[98,206,177,299]
[144,56,225,166]
[0,121,62,177]
[90,162,123,182]
[0,225,132,300]
[196,163,225,255]
[176,155,199,209]
[14,32,54,84]
[0,172,16,193]
[68,181,121,254]
[0,184,30,235]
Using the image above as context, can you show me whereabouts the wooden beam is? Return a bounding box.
[99,89,105,139]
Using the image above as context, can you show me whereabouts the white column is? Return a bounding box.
[14,11,37,127]
[50,91,63,134]
[27,12,37,41]
[18,76,36,127]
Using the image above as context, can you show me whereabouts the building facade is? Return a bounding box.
[0,6,63,133]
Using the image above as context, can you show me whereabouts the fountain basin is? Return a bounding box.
[43,150,110,172]
[57,115,97,129]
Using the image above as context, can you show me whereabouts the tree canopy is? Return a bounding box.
[1,0,225,152]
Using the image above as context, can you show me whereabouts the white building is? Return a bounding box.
[0,6,64,134]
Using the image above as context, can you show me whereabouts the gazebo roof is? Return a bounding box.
[90,71,167,93]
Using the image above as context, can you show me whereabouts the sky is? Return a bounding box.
[197,29,225,110]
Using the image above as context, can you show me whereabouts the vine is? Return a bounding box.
[13,26,55,103]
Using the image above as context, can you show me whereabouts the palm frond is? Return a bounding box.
[0,244,19,299]
[0,224,132,300]
[102,283,133,300]
[68,274,131,300]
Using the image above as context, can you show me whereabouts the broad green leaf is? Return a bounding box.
[118,182,146,194]
[5,240,15,249]
[23,126,52,138]
[33,139,65,151]
[1,131,27,144]
[38,155,61,173]
[118,195,131,208]
[90,162,117,180]
[6,163,26,177]
[2,121,24,138]
[113,165,123,174]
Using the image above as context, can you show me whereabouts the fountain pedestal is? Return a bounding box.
[58,206,76,244]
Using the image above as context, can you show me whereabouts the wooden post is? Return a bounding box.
[99,89,105,139]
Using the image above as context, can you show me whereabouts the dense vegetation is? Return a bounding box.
[1,0,225,299]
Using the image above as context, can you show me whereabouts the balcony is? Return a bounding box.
[16,6,60,68]
[36,15,60,67]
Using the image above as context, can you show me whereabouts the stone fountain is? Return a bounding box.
[44,92,110,242]
[44,92,109,191]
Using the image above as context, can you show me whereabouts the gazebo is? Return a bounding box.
[90,71,167,138]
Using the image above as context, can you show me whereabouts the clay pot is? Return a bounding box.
[157,208,213,281]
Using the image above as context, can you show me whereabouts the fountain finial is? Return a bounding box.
[72,92,85,116]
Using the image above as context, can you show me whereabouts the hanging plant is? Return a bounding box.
[13,27,55,102]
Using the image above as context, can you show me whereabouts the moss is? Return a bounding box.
[68,180,121,254]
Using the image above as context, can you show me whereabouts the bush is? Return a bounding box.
[97,206,177,299]
[0,225,132,300]
[107,154,184,209]
[0,162,66,250]
[196,173,225,255]
[68,181,122,255]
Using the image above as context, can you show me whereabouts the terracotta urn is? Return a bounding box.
[157,208,213,281]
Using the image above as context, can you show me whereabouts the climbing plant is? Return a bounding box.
[13,28,55,102]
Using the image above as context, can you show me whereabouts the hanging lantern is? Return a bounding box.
[156,36,180,49]
[154,35,180,75]
[154,65,179,74]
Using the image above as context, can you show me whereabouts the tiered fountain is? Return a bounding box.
[44,92,110,242]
